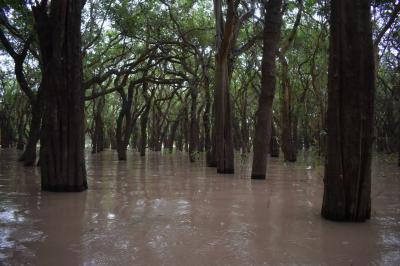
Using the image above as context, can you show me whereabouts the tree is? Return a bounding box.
[321,0,375,221]
[0,9,43,166]
[251,0,283,179]
[278,0,303,162]
[33,0,87,191]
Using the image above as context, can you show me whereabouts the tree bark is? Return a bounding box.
[33,0,87,192]
[251,0,283,179]
[213,0,236,174]
[321,0,375,222]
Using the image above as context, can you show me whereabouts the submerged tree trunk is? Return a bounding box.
[251,0,283,179]
[33,0,87,192]
[115,84,135,161]
[321,0,375,222]
[213,0,236,174]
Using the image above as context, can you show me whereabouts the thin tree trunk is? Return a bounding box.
[140,104,151,156]
[251,0,283,179]
[189,85,199,162]
[206,97,216,167]
[168,118,180,153]
[280,59,297,162]
[270,121,280,157]
[321,0,375,222]
[92,102,104,154]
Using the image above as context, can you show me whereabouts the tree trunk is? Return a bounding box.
[321,0,375,222]
[189,86,199,162]
[240,104,250,153]
[16,113,25,150]
[92,102,104,154]
[0,113,14,148]
[33,0,87,192]
[176,127,183,152]
[168,118,180,153]
[19,98,42,166]
[213,0,236,174]
[233,112,242,151]
[116,105,126,160]
[280,59,297,162]
[251,0,283,179]
[204,91,216,166]
[270,121,280,157]
[215,55,235,173]
[109,128,117,150]
[140,103,151,156]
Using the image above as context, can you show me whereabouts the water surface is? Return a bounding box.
[0,149,399,265]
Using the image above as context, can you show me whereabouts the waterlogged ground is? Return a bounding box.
[0,149,399,266]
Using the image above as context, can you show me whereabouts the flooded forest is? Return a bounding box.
[0,0,399,265]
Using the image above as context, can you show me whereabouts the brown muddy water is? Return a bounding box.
[0,149,399,266]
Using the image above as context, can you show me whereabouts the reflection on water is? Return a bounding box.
[0,148,399,265]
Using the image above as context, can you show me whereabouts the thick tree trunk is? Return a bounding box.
[213,0,236,174]
[34,0,87,192]
[215,55,235,173]
[321,0,375,222]
[251,0,283,179]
